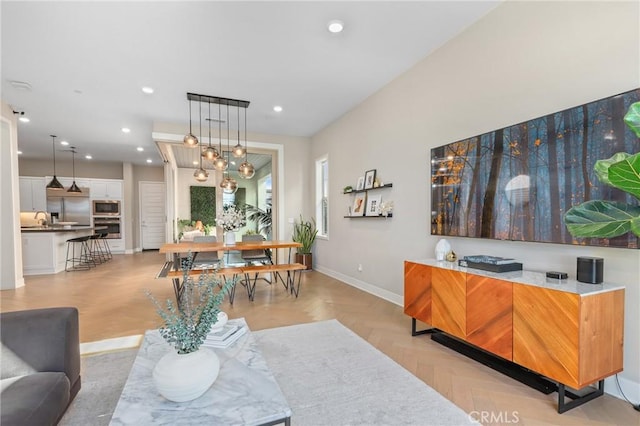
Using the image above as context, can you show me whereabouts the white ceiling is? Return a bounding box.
[2,1,499,167]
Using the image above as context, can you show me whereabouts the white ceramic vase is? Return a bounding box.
[152,347,220,402]
[225,231,236,245]
[435,238,451,261]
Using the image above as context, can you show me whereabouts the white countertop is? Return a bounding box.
[407,259,625,296]
[21,225,101,233]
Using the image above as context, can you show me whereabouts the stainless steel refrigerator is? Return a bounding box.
[46,189,91,225]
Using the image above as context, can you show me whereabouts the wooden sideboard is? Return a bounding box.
[404,259,625,412]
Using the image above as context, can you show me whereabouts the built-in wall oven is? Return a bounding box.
[93,200,121,216]
[93,216,121,239]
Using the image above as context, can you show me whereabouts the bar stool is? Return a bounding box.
[65,236,93,271]
[89,234,107,264]
[99,233,112,260]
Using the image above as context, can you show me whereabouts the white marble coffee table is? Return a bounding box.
[110,318,291,425]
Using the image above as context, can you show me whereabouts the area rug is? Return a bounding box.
[61,320,475,425]
[59,349,137,426]
[254,320,475,425]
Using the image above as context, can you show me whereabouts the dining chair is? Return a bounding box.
[240,234,273,266]
[192,235,221,270]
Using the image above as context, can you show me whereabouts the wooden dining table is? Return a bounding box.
[158,240,304,303]
[159,240,302,254]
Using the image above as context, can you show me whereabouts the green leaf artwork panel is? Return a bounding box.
[608,152,640,200]
[190,186,216,226]
[564,200,640,238]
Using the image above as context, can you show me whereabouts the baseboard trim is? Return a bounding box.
[604,375,640,404]
[313,265,402,307]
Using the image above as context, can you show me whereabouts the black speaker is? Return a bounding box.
[577,257,603,284]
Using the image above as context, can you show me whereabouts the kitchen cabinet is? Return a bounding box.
[90,180,123,199]
[107,238,125,253]
[19,177,47,211]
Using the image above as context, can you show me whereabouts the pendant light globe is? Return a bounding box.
[202,146,219,160]
[213,155,228,171]
[193,167,209,182]
[183,98,199,147]
[238,161,255,179]
[220,176,238,194]
[232,143,245,158]
[183,133,199,147]
[232,104,246,158]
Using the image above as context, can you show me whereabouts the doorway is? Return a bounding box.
[139,181,166,250]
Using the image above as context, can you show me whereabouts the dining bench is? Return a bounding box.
[157,262,306,303]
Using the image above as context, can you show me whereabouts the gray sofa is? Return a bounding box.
[1,307,81,425]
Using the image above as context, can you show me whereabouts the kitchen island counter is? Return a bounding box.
[21,225,98,233]
[21,227,105,275]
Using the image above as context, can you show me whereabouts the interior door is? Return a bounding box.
[140,182,166,250]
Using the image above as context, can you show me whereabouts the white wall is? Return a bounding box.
[311,1,640,399]
[0,101,24,289]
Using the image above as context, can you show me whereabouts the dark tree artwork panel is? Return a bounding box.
[431,88,640,249]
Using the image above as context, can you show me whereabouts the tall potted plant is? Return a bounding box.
[292,215,318,270]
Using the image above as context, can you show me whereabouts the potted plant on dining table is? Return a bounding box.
[292,215,318,270]
[216,204,246,245]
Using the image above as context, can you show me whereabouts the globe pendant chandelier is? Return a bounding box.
[186,93,254,184]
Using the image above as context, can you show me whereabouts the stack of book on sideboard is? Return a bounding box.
[202,323,247,349]
[458,255,523,273]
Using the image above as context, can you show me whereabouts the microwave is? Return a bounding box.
[93,200,121,216]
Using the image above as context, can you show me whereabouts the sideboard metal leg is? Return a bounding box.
[411,317,438,336]
[557,380,604,413]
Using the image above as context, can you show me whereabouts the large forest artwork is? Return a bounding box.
[431,88,640,249]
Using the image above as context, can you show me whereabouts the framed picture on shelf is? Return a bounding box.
[366,195,382,216]
[356,176,365,191]
[364,169,376,189]
[351,193,367,216]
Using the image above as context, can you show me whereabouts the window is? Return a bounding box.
[315,155,329,238]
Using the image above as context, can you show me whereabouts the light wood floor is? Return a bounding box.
[1,251,637,426]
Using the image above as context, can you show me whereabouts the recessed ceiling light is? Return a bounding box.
[60,140,69,146]
[85,155,92,160]
[327,20,344,33]
[137,147,144,152]
[142,87,154,94]
[17,150,22,155]
[18,116,30,123]
[146,159,152,163]
[273,106,283,112]
[122,127,131,133]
